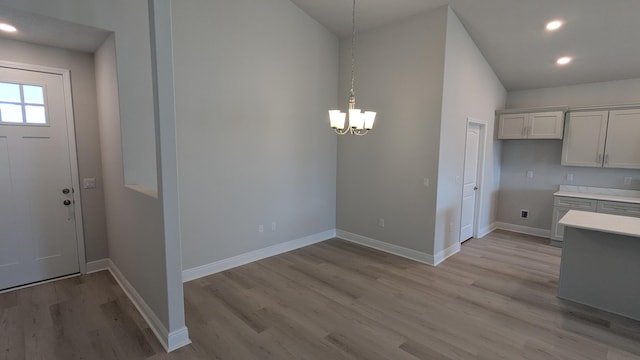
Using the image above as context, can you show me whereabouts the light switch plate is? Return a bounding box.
[83,178,96,189]
[624,177,633,185]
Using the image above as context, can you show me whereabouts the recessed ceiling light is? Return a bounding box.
[557,57,572,65]
[0,23,17,33]
[546,20,563,31]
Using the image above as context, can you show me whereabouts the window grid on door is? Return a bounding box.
[0,82,47,125]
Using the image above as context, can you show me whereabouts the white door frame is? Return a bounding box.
[460,117,487,243]
[0,60,86,274]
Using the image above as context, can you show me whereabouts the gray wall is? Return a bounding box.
[0,37,108,262]
[436,8,506,253]
[171,0,338,270]
[336,7,448,254]
[0,0,186,336]
[499,79,640,231]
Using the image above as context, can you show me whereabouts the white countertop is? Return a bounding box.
[554,185,640,204]
[559,210,640,238]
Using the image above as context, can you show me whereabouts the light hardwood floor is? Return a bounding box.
[2,230,639,359]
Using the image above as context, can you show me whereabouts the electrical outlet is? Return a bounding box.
[566,174,574,182]
[526,171,534,179]
[271,222,276,231]
[624,177,633,185]
[258,224,264,233]
[520,210,529,219]
[423,178,430,187]
[378,218,385,227]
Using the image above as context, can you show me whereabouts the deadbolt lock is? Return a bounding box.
[62,188,70,194]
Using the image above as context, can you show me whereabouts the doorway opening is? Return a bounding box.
[0,62,85,291]
[459,118,487,244]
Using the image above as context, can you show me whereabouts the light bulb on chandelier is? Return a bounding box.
[328,0,376,136]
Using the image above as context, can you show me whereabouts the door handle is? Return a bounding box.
[473,186,478,190]
[63,200,71,206]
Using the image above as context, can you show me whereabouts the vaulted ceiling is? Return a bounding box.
[2,1,639,91]
[289,0,640,91]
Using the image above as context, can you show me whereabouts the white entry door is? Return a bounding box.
[460,123,481,243]
[0,66,79,291]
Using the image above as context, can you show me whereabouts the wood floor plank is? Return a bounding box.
[2,230,640,359]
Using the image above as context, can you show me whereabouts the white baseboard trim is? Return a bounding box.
[336,229,441,266]
[106,259,190,352]
[85,258,110,274]
[433,242,461,266]
[494,222,551,238]
[182,229,337,283]
[477,223,497,238]
[166,326,191,352]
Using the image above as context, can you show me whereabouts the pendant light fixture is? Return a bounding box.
[329,0,376,136]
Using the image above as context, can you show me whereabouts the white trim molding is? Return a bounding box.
[182,229,337,282]
[85,259,110,274]
[494,222,551,238]
[434,242,461,266]
[95,259,190,352]
[336,229,461,266]
[477,223,497,238]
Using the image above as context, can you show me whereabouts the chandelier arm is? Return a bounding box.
[334,127,351,136]
[353,129,369,136]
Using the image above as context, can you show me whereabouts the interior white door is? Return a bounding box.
[460,124,481,243]
[0,66,79,291]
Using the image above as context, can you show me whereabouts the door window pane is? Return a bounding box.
[25,105,46,124]
[0,103,24,123]
[0,82,20,103]
[23,85,44,105]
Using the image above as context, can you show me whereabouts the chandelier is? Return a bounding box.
[329,0,376,136]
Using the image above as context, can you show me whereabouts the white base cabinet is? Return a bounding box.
[551,197,597,242]
[552,195,640,243]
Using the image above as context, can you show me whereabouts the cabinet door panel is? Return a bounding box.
[551,207,570,240]
[597,201,640,217]
[498,113,527,139]
[553,196,598,210]
[528,111,564,139]
[604,109,640,169]
[561,111,608,167]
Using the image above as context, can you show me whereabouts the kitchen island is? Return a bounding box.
[558,210,640,321]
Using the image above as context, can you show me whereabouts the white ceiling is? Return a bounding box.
[289,0,640,91]
[0,5,110,53]
[1,1,639,91]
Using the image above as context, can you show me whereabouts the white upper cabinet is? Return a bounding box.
[498,113,528,139]
[562,109,640,169]
[604,109,640,169]
[562,111,609,167]
[498,111,564,139]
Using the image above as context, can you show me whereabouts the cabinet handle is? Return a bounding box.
[596,154,602,163]
[528,126,531,136]
[604,154,609,164]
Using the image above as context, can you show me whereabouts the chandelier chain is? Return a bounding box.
[327,0,375,136]
[350,0,356,98]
